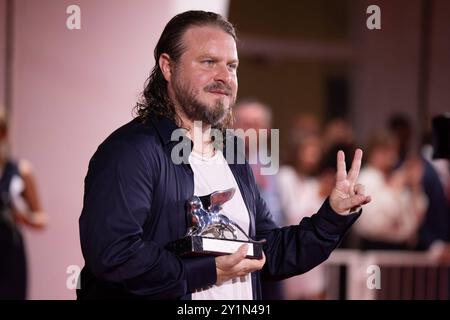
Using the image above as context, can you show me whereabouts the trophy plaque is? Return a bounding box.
[166,188,265,259]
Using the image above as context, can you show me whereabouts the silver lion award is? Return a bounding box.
[166,188,265,259]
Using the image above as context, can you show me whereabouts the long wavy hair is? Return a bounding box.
[134,11,237,133]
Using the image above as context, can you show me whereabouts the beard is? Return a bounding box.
[172,73,235,126]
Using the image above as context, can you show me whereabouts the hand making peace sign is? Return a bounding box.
[329,149,372,215]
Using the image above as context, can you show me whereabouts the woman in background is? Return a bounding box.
[277,132,327,299]
[353,131,427,250]
[0,110,47,299]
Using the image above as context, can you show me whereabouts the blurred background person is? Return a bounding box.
[353,130,427,250]
[424,114,450,263]
[0,110,47,299]
[321,118,356,157]
[290,114,321,137]
[387,114,450,252]
[233,99,285,227]
[233,99,285,300]
[277,119,325,300]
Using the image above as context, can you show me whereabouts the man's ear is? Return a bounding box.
[159,53,172,82]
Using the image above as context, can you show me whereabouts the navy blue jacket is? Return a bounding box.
[77,116,361,300]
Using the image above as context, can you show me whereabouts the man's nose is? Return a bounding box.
[214,63,232,84]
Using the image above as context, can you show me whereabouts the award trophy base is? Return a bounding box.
[166,236,263,259]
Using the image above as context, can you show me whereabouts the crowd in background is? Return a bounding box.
[233,99,450,300]
[1,97,448,300]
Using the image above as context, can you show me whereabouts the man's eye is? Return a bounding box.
[228,64,238,71]
[203,60,215,66]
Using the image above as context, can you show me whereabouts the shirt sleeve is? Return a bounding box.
[79,139,216,298]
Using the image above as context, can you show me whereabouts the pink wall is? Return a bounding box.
[9,0,228,299]
[0,0,6,108]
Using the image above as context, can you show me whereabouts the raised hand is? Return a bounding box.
[329,149,371,215]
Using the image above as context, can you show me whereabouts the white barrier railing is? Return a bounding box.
[324,249,450,300]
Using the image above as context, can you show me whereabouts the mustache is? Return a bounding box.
[204,82,232,96]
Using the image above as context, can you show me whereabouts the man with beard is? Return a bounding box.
[77,10,371,300]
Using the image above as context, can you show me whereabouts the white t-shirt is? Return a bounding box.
[189,149,253,300]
